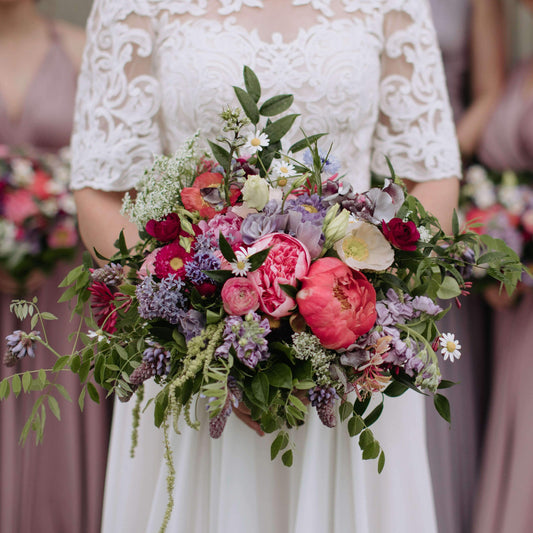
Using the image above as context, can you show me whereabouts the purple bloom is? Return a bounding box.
[240,212,288,244]
[185,250,221,285]
[4,330,41,366]
[136,275,188,324]
[215,312,271,369]
[303,149,341,176]
[285,194,328,225]
[412,296,442,316]
[177,309,205,341]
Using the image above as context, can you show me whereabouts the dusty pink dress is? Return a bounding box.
[472,59,533,533]
[0,22,112,533]
[426,3,493,533]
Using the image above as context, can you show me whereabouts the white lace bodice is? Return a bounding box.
[70,0,460,192]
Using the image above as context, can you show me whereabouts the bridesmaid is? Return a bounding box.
[426,1,505,532]
[0,2,112,533]
[472,8,533,531]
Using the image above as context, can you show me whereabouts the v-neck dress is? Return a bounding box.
[0,21,112,533]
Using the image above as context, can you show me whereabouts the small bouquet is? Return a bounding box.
[0,145,78,289]
[460,164,533,288]
[1,68,524,530]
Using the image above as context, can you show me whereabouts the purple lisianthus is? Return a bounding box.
[285,194,328,225]
[240,212,288,244]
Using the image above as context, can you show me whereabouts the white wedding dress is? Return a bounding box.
[70,1,460,532]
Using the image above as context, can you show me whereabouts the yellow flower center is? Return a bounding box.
[342,235,369,261]
[277,178,288,187]
[236,260,246,270]
[251,137,261,147]
[170,257,184,271]
[280,166,289,174]
[302,204,318,214]
[446,341,456,352]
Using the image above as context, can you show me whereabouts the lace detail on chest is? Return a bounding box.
[70,0,460,192]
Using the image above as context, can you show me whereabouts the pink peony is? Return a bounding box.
[248,233,310,318]
[198,211,244,249]
[221,277,260,315]
[4,190,39,225]
[296,257,377,349]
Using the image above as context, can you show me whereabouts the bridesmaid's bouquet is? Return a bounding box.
[1,68,524,530]
[460,164,533,287]
[0,146,78,288]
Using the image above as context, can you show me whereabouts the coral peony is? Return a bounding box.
[221,277,260,315]
[248,233,310,318]
[296,257,377,349]
[181,172,224,219]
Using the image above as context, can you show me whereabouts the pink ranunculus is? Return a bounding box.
[4,189,40,225]
[221,277,260,315]
[248,233,311,318]
[296,257,377,349]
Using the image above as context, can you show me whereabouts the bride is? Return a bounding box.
[70,1,460,532]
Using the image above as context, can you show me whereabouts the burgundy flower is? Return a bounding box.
[145,213,181,242]
[88,281,118,333]
[154,242,193,279]
[381,218,420,251]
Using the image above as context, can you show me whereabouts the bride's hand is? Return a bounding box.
[233,402,265,436]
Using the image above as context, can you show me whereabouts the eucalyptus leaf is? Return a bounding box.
[348,415,364,437]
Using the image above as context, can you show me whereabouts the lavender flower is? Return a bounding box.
[136,275,188,324]
[309,386,338,428]
[4,330,41,367]
[215,312,271,369]
[185,250,221,285]
[130,341,171,385]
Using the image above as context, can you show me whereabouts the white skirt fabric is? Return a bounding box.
[101,382,437,533]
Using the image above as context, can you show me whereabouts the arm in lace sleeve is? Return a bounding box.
[370,0,461,181]
[70,0,162,191]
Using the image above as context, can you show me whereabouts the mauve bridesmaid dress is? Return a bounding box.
[0,23,112,533]
[427,2,493,533]
[472,59,533,533]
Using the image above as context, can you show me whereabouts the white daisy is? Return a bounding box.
[230,250,251,276]
[271,160,297,184]
[243,132,270,155]
[439,333,461,362]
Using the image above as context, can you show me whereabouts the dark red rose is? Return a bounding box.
[381,218,420,251]
[194,281,217,297]
[146,213,181,242]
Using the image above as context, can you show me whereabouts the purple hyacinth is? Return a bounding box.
[136,275,188,324]
[185,250,221,285]
[4,330,41,367]
[215,312,271,369]
[209,376,243,438]
[130,341,171,385]
[309,386,338,428]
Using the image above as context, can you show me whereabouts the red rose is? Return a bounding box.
[146,213,181,242]
[381,218,420,251]
[296,258,377,349]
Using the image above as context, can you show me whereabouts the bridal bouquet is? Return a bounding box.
[1,68,524,530]
[460,164,533,287]
[0,146,78,287]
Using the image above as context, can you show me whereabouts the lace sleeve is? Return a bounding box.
[370,0,461,181]
[70,1,162,191]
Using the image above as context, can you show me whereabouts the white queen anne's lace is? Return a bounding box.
[71,0,460,192]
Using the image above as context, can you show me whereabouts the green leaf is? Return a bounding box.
[260,412,278,434]
[55,384,72,403]
[12,374,21,397]
[251,373,269,406]
[353,395,371,416]
[383,380,408,397]
[364,402,384,427]
[358,428,374,449]
[78,386,86,411]
[288,394,307,414]
[243,65,261,102]
[218,232,237,263]
[234,86,260,124]
[22,372,31,393]
[53,355,71,372]
[259,94,294,117]
[172,329,187,352]
[57,285,78,303]
[30,314,39,329]
[362,441,381,460]
[437,380,457,390]
[434,393,451,424]
[154,389,169,428]
[266,364,293,389]
[0,379,10,400]
[48,396,61,420]
[262,114,299,144]
[339,401,353,422]
[289,133,327,154]
[204,269,233,283]
[378,451,386,473]
[270,431,289,460]
[115,345,129,360]
[279,283,298,299]
[436,276,462,299]
[348,415,365,437]
[282,449,294,467]
[58,264,85,287]
[248,247,271,271]
[208,140,231,170]
[452,209,459,236]
[40,312,58,321]
[87,382,100,404]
